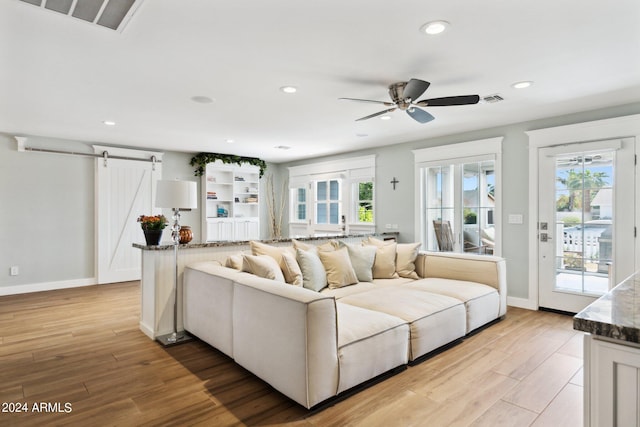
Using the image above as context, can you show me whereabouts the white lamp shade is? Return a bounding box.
[155,180,198,209]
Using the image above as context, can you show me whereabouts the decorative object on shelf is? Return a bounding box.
[137,214,168,245]
[265,173,287,239]
[155,179,198,346]
[179,226,193,244]
[190,152,267,178]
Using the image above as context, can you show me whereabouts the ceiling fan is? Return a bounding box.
[339,78,480,123]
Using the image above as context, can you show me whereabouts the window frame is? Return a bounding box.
[413,138,503,256]
[288,155,375,236]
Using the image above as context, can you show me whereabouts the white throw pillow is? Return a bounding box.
[339,242,376,282]
[296,248,327,292]
[242,254,286,283]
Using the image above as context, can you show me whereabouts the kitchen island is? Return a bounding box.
[574,272,640,426]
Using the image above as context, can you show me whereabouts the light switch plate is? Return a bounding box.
[508,214,524,224]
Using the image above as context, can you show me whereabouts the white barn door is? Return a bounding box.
[95,146,163,284]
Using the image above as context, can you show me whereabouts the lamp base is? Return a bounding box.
[156,331,193,347]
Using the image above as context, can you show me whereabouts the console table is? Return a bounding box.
[574,272,640,426]
[133,233,396,340]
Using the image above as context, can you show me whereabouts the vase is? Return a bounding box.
[179,226,193,244]
[143,229,163,246]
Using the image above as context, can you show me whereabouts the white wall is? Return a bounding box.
[279,102,640,301]
[2,101,639,297]
[0,135,95,289]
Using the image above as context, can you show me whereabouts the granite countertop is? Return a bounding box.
[574,273,640,344]
[132,232,398,251]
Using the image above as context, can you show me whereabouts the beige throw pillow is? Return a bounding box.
[366,237,421,279]
[242,254,286,283]
[250,240,304,284]
[281,251,303,286]
[250,240,295,263]
[225,253,244,270]
[396,243,421,279]
[368,242,399,279]
[293,239,338,254]
[318,247,359,289]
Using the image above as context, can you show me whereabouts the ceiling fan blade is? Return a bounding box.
[339,97,395,106]
[355,108,397,121]
[406,107,435,124]
[415,95,480,107]
[403,79,431,102]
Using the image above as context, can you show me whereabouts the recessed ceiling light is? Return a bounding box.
[356,133,369,137]
[102,120,116,126]
[225,139,235,144]
[275,145,291,150]
[511,81,533,89]
[191,95,214,104]
[280,86,297,94]
[380,115,392,121]
[419,20,449,35]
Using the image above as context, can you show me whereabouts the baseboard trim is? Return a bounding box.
[0,277,97,296]
[507,296,538,311]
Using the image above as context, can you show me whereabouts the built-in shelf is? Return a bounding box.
[202,160,260,242]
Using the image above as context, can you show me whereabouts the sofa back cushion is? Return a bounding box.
[417,252,503,289]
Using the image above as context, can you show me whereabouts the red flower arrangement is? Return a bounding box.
[137,214,168,231]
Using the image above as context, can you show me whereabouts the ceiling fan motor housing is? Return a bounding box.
[388,82,411,110]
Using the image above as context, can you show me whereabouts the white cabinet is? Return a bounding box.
[206,218,234,242]
[584,335,640,426]
[202,161,260,242]
[234,218,260,241]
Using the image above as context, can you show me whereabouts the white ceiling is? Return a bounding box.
[2,0,640,163]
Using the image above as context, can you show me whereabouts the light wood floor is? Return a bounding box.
[0,281,584,427]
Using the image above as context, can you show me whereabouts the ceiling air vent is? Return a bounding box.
[17,0,144,32]
[482,94,505,104]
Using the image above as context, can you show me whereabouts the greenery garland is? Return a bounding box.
[190,152,267,178]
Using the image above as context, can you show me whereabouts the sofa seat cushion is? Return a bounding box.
[371,278,415,287]
[339,288,466,361]
[321,282,377,299]
[405,278,500,334]
[336,303,409,393]
[319,277,415,299]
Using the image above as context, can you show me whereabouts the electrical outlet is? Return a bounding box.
[392,224,398,230]
[385,224,392,229]
[10,266,19,276]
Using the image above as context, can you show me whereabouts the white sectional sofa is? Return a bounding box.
[183,237,507,409]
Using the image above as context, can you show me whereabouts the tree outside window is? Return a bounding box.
[357,181,374,223]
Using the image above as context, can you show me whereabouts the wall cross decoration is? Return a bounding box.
[390,177,399,190]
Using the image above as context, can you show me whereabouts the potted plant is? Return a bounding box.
[137,214,168,245]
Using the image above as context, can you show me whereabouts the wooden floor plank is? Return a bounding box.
[0,282,584,426]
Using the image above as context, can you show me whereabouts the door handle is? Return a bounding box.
[540,233,552,242]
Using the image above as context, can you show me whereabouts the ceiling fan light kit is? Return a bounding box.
[340,78,480,124]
